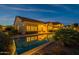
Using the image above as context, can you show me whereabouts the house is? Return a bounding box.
[14,16,64,34]
[47,22,64,32]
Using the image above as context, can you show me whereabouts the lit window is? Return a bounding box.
[26,25,30,31]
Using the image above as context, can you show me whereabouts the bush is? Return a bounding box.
[0,31,16,55]
[5,26,18,36]
[53,29,79,47]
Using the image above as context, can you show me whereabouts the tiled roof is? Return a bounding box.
[47,22,62,24]
[16,16,45,23]
[15,16,63,25]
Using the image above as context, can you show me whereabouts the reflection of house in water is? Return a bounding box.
[25,35,47,42]
[14,16,64,34]
[25,34,54,42]
[37,35,47,41]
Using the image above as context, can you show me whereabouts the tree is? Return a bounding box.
[73,23,78,27]
[53,29,79,47]
[5,26,14,31]
[5,26,18,36]
[0,25,3,31]
[0,31,16,55]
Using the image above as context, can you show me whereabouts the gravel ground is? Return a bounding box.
[32,41,79,55]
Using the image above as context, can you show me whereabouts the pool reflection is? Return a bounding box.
[15,34,54,54]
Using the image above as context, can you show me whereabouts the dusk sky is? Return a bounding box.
[0,4,79,25]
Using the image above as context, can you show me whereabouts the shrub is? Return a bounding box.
[5,26,18,36]
[53,29,79,47]
[0,31,16,55]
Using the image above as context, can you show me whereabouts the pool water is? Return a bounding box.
[14,34,54,54]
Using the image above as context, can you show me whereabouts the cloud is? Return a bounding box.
[51,4,72,11]
[49,4,79,14]
[0,16,14,25]
[37,16,75,23]
[37,16,64,22]
[0,5,57,13]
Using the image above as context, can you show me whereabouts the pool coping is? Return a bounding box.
[20,41,52,55]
